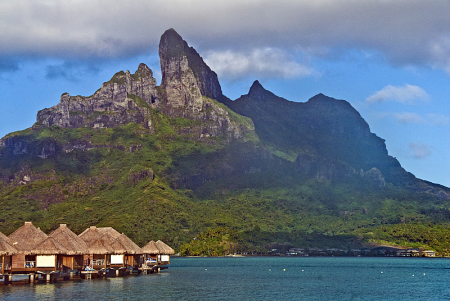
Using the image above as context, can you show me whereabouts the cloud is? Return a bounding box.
[393,112,425,124]
[366,84,429,104]
[392,112,450,126]
[204,49,315,80]
[426,114,450,126]
[0,1,449,74]
[409,143,432,159]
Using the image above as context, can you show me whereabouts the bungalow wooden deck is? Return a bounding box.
[1,222,174,286]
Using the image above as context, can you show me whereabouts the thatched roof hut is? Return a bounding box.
[31,237,70,255]
[0,232,17,256]
[155,240,175,255]
[49,224,89,255]
[141,240,160,255]
[78,226,103,245]
[97,228,142,254]
[87,238,114,255]
[115,233,142,254]
[8,222,48,254]
[80,226,141,255]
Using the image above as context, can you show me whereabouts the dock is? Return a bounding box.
[1,222,175,286]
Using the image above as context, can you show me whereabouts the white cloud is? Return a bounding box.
[392,112,450,126]
[426,114,450,126]
[409,143,432,159]
[204,48,314,80]
[366,84,429,104]
[393,112,425,124]
[0,1,449,74]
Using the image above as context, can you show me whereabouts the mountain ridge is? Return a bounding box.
[0,28,449,255]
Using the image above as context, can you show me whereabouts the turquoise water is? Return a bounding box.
[1,257,450,300]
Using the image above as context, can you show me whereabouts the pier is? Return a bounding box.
[1,222,174,286]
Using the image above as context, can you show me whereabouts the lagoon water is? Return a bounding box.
[1,257,450,300]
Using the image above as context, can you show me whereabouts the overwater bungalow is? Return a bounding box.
[110,233,142,270]
[3,222,174,283]
[8,222,48,273]
[141,240,160,266]
[0,231,17,275]
[47,224,89,273]
[79,227,114,270]
[30,237,70,272]
[79,226,142,271]
[155,240,175,265]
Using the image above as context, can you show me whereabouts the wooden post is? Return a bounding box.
[104,255,107,270]
[46,274,51,283]
[116,269,119,277]
[4,274,10,285]
[30,273,35,283]
[1,255,4,275]
[70,272,74,279]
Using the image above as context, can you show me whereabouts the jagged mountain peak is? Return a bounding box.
[248,80,266,97]
[159,28,186,59]
[134,63,153,76]
[159,28,226,104]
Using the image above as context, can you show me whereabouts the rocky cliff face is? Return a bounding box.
[158,28,249,139]
[36,63,158,130]
[32,29,252,142]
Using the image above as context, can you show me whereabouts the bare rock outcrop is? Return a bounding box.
[36,63,159,130]
[158,28,252,140]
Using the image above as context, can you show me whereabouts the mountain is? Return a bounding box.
[1,29,449,255]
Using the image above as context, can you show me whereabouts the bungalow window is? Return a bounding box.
[25,255,36,268]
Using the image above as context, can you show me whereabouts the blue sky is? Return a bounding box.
[0,0,449,187]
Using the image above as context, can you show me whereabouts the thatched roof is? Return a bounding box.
[155,240,175,255]
[79,226,141,255]
[0,232,17,256]
[49,224,89,255]
[87,238,114,255]
[97,227,121,239]
[8,222,48,254]
[0,231,10,242]
[141,240,160,255]
[78,226,103,245]
[115,233,142,254]
[109,239,128,255]
[31,237,70,255]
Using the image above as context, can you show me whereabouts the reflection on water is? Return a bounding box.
[33,282,60,300]
[1,258,450,300]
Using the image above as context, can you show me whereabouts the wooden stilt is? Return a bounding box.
[1,256,4,275]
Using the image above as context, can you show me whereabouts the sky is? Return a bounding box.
[0,0,449,187]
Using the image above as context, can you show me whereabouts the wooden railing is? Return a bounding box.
[92,259,106,266]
